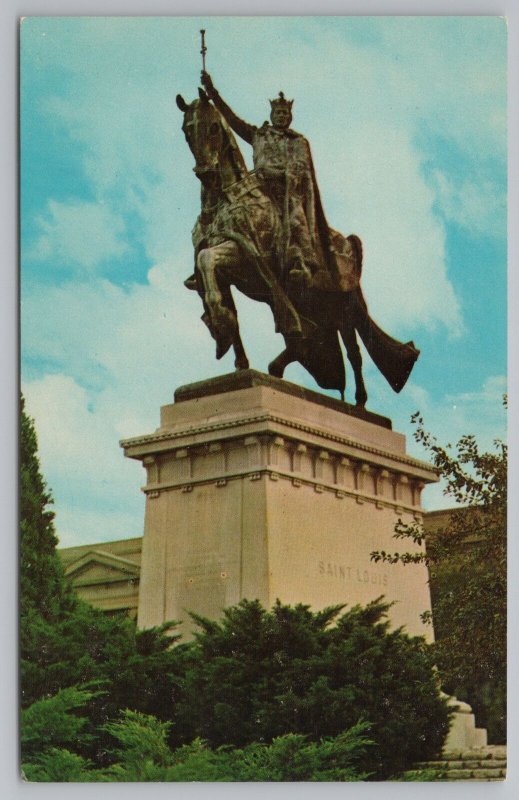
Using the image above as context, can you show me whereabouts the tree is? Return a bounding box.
[20,395,74,619]
[371,406,506,742]
[21,594,450,779]
[21,686,98,760]
[170,598,451,778]
[20,395,181,761]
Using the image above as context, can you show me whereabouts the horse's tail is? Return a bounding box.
[353,296,420,393]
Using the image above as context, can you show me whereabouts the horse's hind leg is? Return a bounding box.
[268,336,308,379]
[341,325,368,407]
[268,348,294,378]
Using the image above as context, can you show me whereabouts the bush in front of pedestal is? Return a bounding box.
[170,598,451,780]
[22,701,373,782]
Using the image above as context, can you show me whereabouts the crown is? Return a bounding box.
[269,91,294,113]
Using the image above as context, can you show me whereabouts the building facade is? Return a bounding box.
[58,510,450,620]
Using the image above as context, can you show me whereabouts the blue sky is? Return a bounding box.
[20,16,507,547]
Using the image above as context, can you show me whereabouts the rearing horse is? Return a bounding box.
[176,89,419,405]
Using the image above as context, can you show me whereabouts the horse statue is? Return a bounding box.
[176,88,419,406]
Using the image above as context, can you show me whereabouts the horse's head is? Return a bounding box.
[176,89,245,189]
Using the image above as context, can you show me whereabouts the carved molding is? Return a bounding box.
[142,466,425,515]
[140,431,429,512]
[121,411,434,475]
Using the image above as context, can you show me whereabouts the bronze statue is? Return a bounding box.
[176,69,419,406]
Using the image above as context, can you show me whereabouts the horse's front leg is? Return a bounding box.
[220,286,249,371]
[341,325,368,407]
[232,333,249,371]
[197,241,249,370]
[197,243,238,326]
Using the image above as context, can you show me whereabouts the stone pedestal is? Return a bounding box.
[121,370,487,751]
[121,370,437,640]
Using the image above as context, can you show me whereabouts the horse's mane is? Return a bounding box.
[212,105,248,178]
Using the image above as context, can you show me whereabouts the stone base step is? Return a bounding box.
[404,745,506,781]
[417,759,506,771]
[441,745,506,761]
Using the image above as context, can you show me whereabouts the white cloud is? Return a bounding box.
[26,199,130,270]
[315,123,462,334]
[428,170,506,239]
[22,373,146,546]
[30,16,504,335]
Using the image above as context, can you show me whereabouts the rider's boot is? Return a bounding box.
[286,247,312,288]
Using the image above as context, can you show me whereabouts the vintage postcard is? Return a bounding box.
[20,16,507,782]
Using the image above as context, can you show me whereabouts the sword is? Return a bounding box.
[200,29,207,72]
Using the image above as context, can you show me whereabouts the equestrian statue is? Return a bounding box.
[176,37,419,406]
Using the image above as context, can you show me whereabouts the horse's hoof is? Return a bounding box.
[235,360,249,371]
[215,337,233,360]
[355,388,368,408]
[268,360,284,378]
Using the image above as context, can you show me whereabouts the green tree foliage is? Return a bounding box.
[23,749,96,783]
[170,598,450,778]
[20,601,183,767]
[371,408,506,742]
[21,687,104,782]
[23,708,372,782]
[21,600,179,712]
[227,724,372,782]
[20,396,74,619]
[21,686,98,759]
[20,595,449,779]
[20,395,181,757]
[102,710,175,781]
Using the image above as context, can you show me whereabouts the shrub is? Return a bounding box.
[170,598,451,778]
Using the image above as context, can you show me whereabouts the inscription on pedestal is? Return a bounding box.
[318,561,389,586]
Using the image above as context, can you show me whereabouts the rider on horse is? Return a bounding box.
[200,72,340,292]
[177,79,420,403]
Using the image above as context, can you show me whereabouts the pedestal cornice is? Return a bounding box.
[121,409,435,480]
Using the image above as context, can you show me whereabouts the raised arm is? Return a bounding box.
[201,72,255,145]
